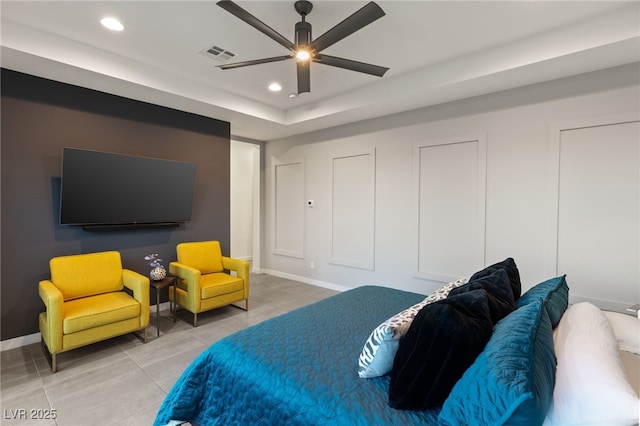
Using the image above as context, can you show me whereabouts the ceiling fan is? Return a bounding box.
[216,0,390,94]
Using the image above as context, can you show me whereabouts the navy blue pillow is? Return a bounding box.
[470,257,521,301]
[449,268,515,325]
[389,289,494,410]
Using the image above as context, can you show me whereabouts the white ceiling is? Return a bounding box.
[1,1,639,141]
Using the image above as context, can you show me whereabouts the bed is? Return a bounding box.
[154,260,639,426]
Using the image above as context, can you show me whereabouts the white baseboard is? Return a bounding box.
[155,301,172,312]
[5,287,632,352]
[1,303,175,352]
[261,269,350,293]
[1,332,41,352]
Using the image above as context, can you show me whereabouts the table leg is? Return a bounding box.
[171,281,176,322]
[156,286,160,337]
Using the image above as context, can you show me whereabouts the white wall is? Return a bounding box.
[263,64,640,311]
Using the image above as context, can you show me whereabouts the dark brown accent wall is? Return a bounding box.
[1,69,231,341]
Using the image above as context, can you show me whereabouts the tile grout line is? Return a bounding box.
[112,340,166,426]
[29,344,59,426]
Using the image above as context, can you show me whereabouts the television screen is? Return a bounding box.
[60,148,197,227]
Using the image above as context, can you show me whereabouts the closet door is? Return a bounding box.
[557,120,639,302]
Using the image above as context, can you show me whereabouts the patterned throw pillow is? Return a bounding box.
[357,278,467,378]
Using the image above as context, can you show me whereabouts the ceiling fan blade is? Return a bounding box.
[311,2,385,53]
[297,60,311,94]
[218,55,292,70]
[217,1,294,51]
[314,54,389,77]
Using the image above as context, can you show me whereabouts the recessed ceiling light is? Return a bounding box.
[268,82,282,92]
[101,17,124,31]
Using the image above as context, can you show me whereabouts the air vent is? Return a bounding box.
[200,45,236,62]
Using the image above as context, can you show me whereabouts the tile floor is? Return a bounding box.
[0,274,338,426]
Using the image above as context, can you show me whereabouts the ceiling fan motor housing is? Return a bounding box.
[294,0,313,50]
[295,21,312,49]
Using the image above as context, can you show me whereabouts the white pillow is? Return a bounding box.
[545,302,639,426]
[357,277,467,378]
[604,310,640,355]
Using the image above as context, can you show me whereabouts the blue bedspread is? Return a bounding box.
[154,285,440,425]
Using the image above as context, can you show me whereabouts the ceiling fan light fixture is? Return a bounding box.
[295,49,311,61]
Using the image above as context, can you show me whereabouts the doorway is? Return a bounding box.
[230,139,261,271]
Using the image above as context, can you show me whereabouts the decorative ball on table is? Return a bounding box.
[144,253,167,281]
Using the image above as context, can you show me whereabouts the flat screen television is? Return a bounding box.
[60,148,197,228]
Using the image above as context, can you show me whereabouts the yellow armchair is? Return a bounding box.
[39,251,149,372]
[169,241,250,327]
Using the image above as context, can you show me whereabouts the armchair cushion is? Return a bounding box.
[177,241,224,274]
[50,251,124,301]
[63,292,141,334]
[200,273,244,299]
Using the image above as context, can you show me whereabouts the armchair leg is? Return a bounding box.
[41,338,57,373]
[231,300,249,311]
[132,328,148,344]
[193,312,198,327]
